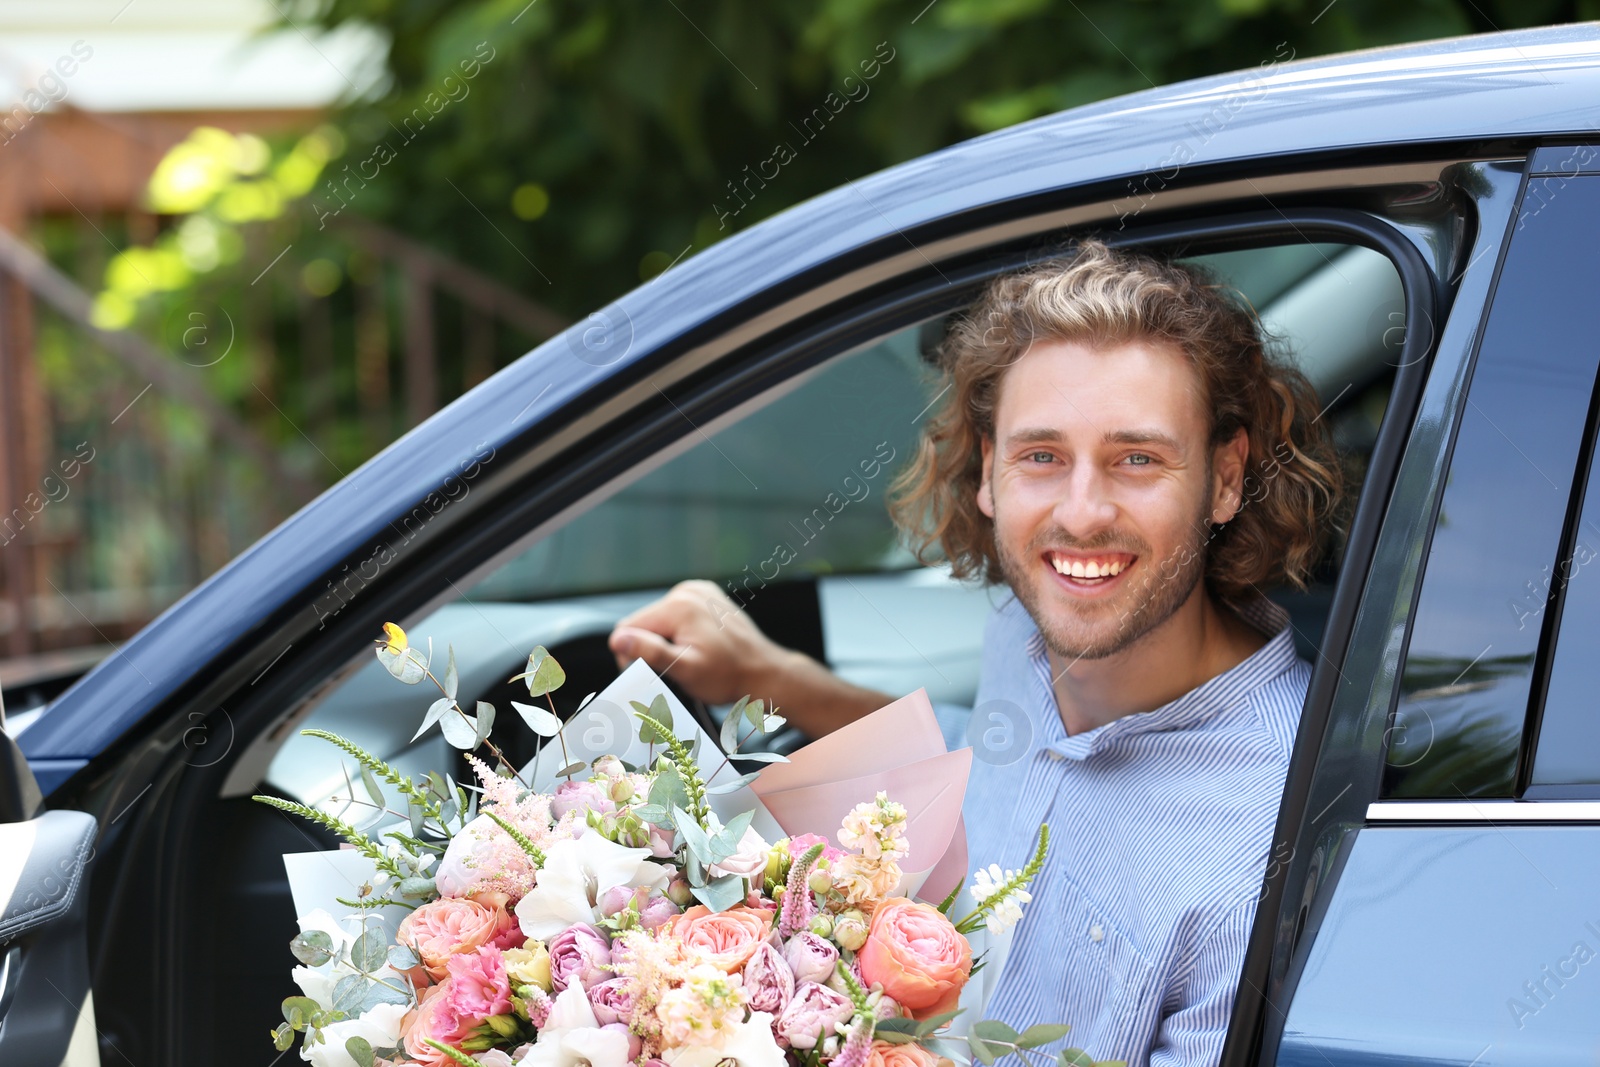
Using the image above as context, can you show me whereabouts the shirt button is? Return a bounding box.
[1044,749,1064,761]
[1090,923,1104,943]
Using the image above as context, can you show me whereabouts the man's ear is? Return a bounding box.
[1211,427,1249,524]
[977,436,996,519]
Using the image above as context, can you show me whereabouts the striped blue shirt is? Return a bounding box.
[959,591,1307,1067]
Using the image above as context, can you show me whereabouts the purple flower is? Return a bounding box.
[587,976,636,1026]
[782,931,839,985]
[775,981,854,1050]
[547,922,612,992]
[551,780,616,821]
[742,941,795,1014]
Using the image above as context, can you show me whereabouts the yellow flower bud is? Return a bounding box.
[380,622,407,654]
[486,1014,522,1038]
[834,908,869,951]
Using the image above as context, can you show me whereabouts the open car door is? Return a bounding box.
[0,688,99,1066]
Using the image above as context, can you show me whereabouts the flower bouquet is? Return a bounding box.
[255,623,1122,1067]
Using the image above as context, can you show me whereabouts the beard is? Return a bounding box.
[994,504,1212,663]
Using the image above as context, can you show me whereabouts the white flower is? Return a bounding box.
[517,982,632,1067]
[971,863,1032,936]
[302,1002,408,1067]
[514,831,669,940]
[436,812,501,897]
[662,1012,786,1067]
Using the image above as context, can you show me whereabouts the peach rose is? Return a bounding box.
[667,903,775,972]
[855,898,972,1020]
[400,979,468,1067]
[398,893,520,982]
[864,1040,941,1067]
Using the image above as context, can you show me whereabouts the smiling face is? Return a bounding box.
[978,337,1246,662]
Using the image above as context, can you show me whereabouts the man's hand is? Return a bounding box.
[607,581,785,705]
[607,580,893,736]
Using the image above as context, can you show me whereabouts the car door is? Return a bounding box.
[0,720,100,1065]
[1256,147,1600,1065]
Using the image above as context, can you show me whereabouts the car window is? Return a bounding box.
[1382,174,1600,798]
[264,236,1404,808]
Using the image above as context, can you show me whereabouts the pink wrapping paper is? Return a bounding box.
[752,688,970,903]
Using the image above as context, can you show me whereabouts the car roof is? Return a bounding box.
[26,23,1600,767]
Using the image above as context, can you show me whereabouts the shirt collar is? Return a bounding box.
[1024,596,1299,761]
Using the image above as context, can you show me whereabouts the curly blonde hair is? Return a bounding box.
[888,237,1346,606]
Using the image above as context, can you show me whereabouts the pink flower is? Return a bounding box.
[666,904,775,973]
[742,942,794,1014]
[775,981,854,1050]
[709,825,771,881]
[551,780,616,820]
[598,884,644,918]
[647,823,675,858]
[856,898,972,1021]
[547,922,613,992]
[782,932,839,985]
[639,895,681,931]
[587,976,636,1026]
[399,979,468,1067]
[788,833,844,863]
[444,946,512,1021]
[398,894,521,983]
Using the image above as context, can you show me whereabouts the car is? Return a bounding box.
[6,21,1600,1066]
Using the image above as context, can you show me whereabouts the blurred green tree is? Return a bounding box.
[303,0,1595,315]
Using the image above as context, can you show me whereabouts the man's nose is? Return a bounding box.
[1050,465,1118,537]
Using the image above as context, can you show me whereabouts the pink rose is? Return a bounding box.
[775,981,854,1050]
[666,904,774,973]
[598,884,644,918]
[551,780,616,820]
[587,976,635,1026]
[400,979,468,1067]
[788,833,845,863]
[444,946,512,1021]
[856,898,972,1021]
[547,922,612,991]
[742,941,794,1014]
[782,931,839,985]
[864,1040,941,1067]
[709,825,771,881]
[398,894,521,983]
[647,823,675,858]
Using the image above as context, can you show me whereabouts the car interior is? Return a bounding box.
[80,232,1411,1061]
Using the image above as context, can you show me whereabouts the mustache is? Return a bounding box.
[1027,531,1148,556]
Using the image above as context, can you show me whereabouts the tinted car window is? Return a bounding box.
[1384,175,1600,798]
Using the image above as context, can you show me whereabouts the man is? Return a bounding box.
[608,238,1345,1066]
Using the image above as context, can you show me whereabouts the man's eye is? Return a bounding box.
[1125,453,1154,466]
[1027,451,1055,464]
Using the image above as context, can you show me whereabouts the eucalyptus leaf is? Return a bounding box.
[631,803,669,825]
[474,701,496,746]
[289,930,335,967]
[915,1009,963,1036]
[512,700,562,737]
[719,706,741,752]
[762,714,786,733]
[282,994,321,1027]
[728,751,789,764]
[968,1035,998,1066]
[972,1021,1020,1044]
[512,646,567,697]
[377,644,428,685]
[346,1036,376,1067]
[408,799,425,838]
[557,761,587,777]
[742,697,764,729]
[1017,1024,1072,1048]
[352,930,386,972]
[362,981,411,1011]
[690,872,746,912]
[1057,1050,1097,1067]
[333,974,366,1015]
[710,809,754,863]
[397,876,436,898]
[439,707,479,749]
[673,806,713,863]
[874,1031,917,1045]
[648,764,688,812]
[412,697,455,742]
[443,645,459,700]
[360,764,385,808]
[387,943,421,970]
[873,1018,920,1036]
[706,771,761,795]
[633,695,674,743]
